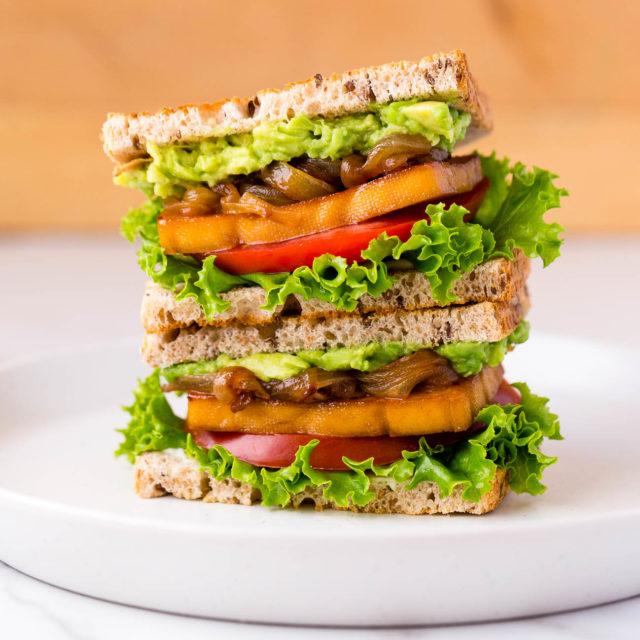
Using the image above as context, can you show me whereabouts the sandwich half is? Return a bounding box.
[105,50,565,514]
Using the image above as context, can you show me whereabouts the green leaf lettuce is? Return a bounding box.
[478,153,567,266]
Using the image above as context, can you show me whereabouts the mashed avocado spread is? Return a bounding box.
[116,100,471,198]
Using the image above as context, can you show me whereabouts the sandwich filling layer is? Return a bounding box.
[122,154,565,321]
[118,370,561,508]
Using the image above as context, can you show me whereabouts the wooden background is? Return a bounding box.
[1,0,639,232]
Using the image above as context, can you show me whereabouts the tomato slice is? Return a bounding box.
[190,377,518,470]
[206,178,489,275]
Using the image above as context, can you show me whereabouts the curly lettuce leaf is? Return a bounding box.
[242,252,393,313]
[363,203,496,302]
[117,374,560,507]
[463,382,562,497]
[115,370,186,462]
[479,153,567,267]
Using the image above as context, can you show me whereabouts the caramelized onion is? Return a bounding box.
[242,184,295,206]
[341,134,434,187]
[162,373,218,394]
[261,162,338,201]
[166,366,358,411]
[166,352,461,407]
[357,351,460,399]
[264,368,357,403]
[219,189,272,217]
[212,182,300,225]
[164,367,268,412]
[212,367,269,413]
[339,154,367,189]
[163,187,221,217]
[113,155,150,177]
[293,157,343,186]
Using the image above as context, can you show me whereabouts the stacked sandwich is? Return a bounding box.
[103,50,565,515]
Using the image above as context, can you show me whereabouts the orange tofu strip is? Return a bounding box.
[158,156,482,255]
[186,365,503,438]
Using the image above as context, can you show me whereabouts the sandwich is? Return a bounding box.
[103,50,565,514]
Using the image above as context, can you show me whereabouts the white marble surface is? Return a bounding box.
[1,233,639,639]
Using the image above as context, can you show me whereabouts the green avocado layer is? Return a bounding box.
[116,100,471,197]
[160,321,529,383]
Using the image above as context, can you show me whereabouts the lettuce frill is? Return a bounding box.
[116,370,561,507]
[121,154,566,322]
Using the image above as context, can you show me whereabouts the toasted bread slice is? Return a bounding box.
[134,450,508,515]
[103,50,491,164]
[141,252,530,333]
[141,293,529,368]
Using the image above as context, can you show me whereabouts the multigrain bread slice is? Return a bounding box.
[142,252,530,333]
[142,294,529,367]
[135,451,508,515]
[103,50,491,164]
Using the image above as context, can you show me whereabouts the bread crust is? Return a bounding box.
[135,451,508,515]
[141,252,530,333]
[103,50,491,164]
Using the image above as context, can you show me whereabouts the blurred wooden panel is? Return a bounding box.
[1,0,639,231]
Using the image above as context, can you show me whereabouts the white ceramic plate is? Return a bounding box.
[0,335,638,626]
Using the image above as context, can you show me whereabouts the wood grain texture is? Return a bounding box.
[1,0,639,231]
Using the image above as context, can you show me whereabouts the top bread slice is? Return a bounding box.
[103,50,491,165]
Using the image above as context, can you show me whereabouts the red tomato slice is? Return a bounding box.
[206,178,490,275]
[189,375,517,471]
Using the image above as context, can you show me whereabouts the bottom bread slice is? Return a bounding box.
[134,451,509,515]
